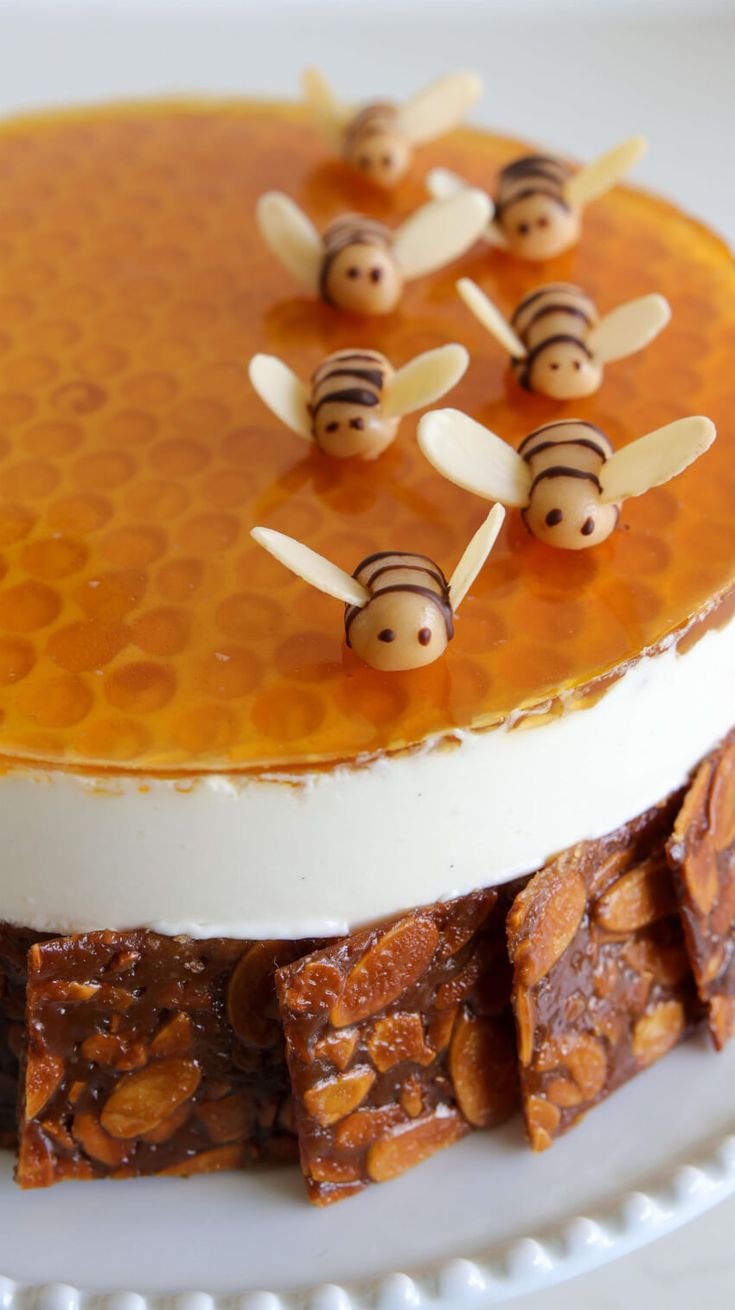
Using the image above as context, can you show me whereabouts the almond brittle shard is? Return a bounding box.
[275,888,519,1206]
[507,796,703,1152]
[667,731,735,1050]
[16,930,312,1187]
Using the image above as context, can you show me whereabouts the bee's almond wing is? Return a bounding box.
[248,354,312,440]
[256,192,323,292]
[393,190,491,280]
[418,408,531,507]
[383,344,468,418]
[397,71,483,146]
[588,294,671,364]
[250,528,370,608]
[599,416,716,504]
[564,135,647,211]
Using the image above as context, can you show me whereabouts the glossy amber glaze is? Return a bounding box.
[0,101,732,773]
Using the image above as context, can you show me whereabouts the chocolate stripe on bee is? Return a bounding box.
[344,583,454,644]
[500,155,571,181]
[530,466,602,493]
[313,367,385,389]
[319,215,394,304]
[496,187,571,218]
[345,103,397,148]
[497,155,573,220]
[314,351,385,371]
[516,303,594,333]
[512,283,586,316]
[363,562,447,590]
[515,335,595,388]
[343,603,362,643]
[514,333,594,390]
[517,420,609,453]
[311,387,381,414]
[520,436,609,462]
[355,549,441,572]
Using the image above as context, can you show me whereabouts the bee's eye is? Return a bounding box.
[418,628,432,646]
[349,417,364,430]
[370,267,383,283]
[325,421,339,433]
[537,216,549,228]
[378,628,396,643]
[546,508,563,527]
[581,517,595,536]
[347,267,360,279]
[517,222,530,236]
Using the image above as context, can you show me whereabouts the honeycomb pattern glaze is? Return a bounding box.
[0,101,732,773]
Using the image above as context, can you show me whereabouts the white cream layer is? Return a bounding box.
[2,611,734,940]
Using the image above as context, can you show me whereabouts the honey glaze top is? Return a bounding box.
[0,100,733,774]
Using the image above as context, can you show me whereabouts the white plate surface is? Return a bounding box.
[0,1029,734,1308]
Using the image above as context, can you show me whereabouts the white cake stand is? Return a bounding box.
[0,1030,733,1308]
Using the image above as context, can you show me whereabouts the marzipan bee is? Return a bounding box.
[426,136,647,261]
[250,504,505,672]
[417,409,715,551]
[249,343,468,460]
[456,278,671,399]
[255,190,491,315]
[302,68,483,189]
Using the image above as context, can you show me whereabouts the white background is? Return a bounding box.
[0,1,734,1305]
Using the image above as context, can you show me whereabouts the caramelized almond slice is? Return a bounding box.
[525,1094,561,1152]
[676,833,717,916]
[366,1107,466,1183]
[536,1032,607,1100]
[509,865,587,987]
[303,1065,376,1128]
[307,1155,362,1184]
[100,1057,201,1138]
[449,1009,518,1127]
[72,1110,129,1165]
[227,941,283,1047]
[435,950,483,1010]
[330,916,439,1028]
[158,1143,243,1176]
[426,1003,458,1053]
[334,1104,404,1150]
[709,995,735,1051]
[399,1073,424,1119]
[367,1012,435,1073]
[513,986,535,1067]
[25,1052,64,1121]
[595,858,677,932]
[196,1091,255,1144]
[545,1077,584,1108]
[632,999,686,1067]
[710,747,735,853]
[313,1028,358,1071]
[139,1101,192,1144]
[435,890,497,959]
[283,958,343,1015]
[41,980,100,1003]
[80,1031,147,1070]
[150,1012,193,1057]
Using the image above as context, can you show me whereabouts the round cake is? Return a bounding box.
[0,97,733,1198]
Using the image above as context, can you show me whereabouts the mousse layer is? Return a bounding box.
[2,609,734,940]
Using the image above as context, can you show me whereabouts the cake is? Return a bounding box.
[0,90,733,1203]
